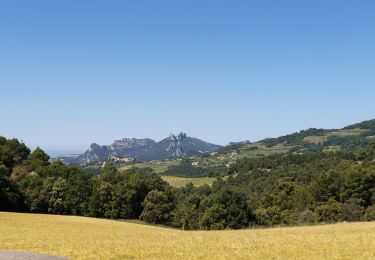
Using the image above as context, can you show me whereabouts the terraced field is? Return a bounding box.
[1,212,375,259]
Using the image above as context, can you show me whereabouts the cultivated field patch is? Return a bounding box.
[161,175,215,188]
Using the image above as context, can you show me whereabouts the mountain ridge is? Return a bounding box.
[57,119,375,165]
[58,132,222,164]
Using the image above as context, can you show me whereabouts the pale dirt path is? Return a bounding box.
[0,250,67,260]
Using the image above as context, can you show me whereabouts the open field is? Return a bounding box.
[1,212,375,259]
[303,135,328,144]
[119,161,180,174]
[304,128,368,144]
[161,175,215,188]
[327,128,368,137]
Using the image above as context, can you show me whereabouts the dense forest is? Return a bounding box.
[1,135,375,230]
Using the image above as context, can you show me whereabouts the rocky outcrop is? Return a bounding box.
[58,133,222,164]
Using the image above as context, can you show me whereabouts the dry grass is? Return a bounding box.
[1,212,375,259]
[303,135,328,144]
[327,128,368,137]
[304,129,368,145]
[161,175,215,188]
[119,161,180,174]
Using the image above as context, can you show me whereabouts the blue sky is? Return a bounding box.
[0,0,374,155]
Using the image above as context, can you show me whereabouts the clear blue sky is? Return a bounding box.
[0,0,374,155]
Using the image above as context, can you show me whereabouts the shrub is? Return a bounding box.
[10,166,28,182]
[364,205,375,221]
[200,203,227,230]
[298,209,317,224]
[140,190,175,224]
[339,203,364,222]
[315,201,343,222]
[254,206,281,226]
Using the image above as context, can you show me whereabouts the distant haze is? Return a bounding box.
[45,149,86,158]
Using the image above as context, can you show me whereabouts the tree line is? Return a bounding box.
[1,135,375,230]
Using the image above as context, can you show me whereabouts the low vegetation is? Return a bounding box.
[1,212,375,259]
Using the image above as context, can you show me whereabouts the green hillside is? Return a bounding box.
[124,119,375,178]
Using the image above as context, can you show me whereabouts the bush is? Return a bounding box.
[280,210,299,225]
[339,203,364,222]
[140,190,175,224]
[254,206,281,226]
[298,209,317,224]
[200,204,227,230]
[315,201,343,222]
[0,164,9,177]
[364,205,375,221]
[10,166,28,182]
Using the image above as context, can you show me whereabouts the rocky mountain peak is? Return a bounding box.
[89,143,102,150]
[58,132,222,164]
[177,132,187,139]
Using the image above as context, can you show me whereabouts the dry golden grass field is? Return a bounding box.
[1,212,375,259]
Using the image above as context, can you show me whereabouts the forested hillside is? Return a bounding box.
[132,119,375,179]
[1,120,375,230]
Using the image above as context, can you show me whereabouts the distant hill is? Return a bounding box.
[58,119,375,167]
[58,132,222,164]
[212,118,375,164]
[260,118,375,151]
[126,119,375,177]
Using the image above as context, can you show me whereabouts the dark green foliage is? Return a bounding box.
[339,203,364,221]
[325,134,373,152]
[364,205,375,221]
[172,188,209,230]
[263,128,328,146]
[0,137,30,176]
[0,175,24,211]
[23,147,50,171]
[297,209,316,224]
[315,201,343,222]
[344,119,375,131]
[164,161,206,177]
[0,137,30,211]
[256,119,375,153]
[254,206,282,226]
[140,190,175,224]
[200,203,227,230]
[208,189,250,229]
[89,165,169,219]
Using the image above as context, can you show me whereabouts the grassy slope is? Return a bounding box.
[119,161,180,174]
[1,212,375,259]
[161,175,215,188]
[303,128,368,144]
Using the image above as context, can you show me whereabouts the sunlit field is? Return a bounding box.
[1,212,375,259]
[160,175,215,188]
